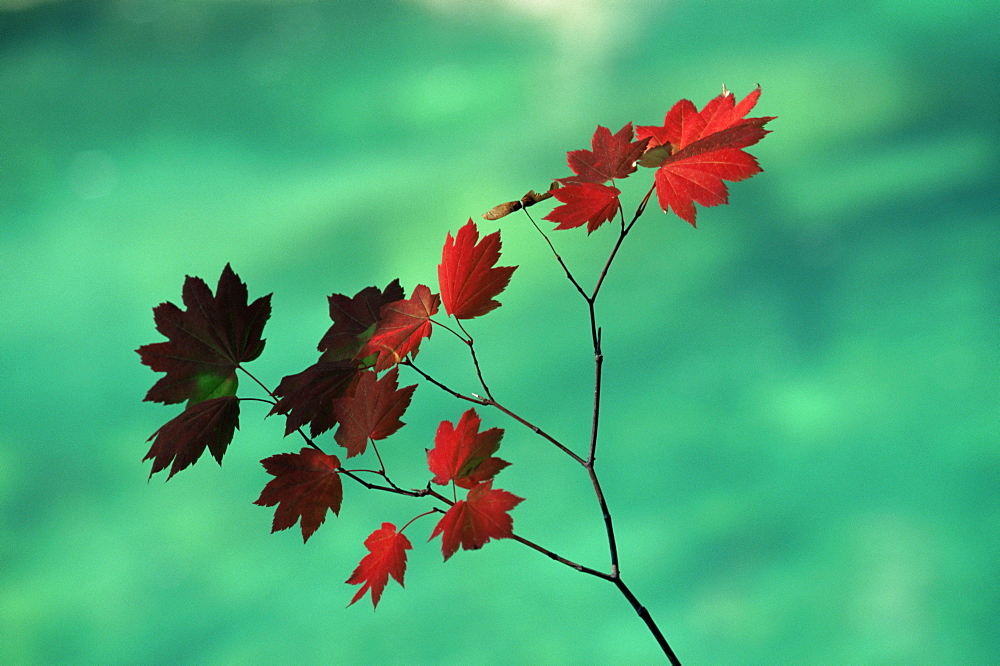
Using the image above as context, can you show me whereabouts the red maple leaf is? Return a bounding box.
[271,360,361,437]
[359,285,440,372]
[320,280,404,362]
[332,368,417,457]
[143,396,240,479]
[254,447,343,543]
[558,123,650,185]
[137,263,271,406]
[636,86,775,227]
[430,480,523,561]
[543,182,621,233]
[270,281,402,437]
[427,409,510,489]
[345,522,413,609]
[438,219,518,320]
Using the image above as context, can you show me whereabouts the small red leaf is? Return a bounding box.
[144,396,240,479]
[332,368,417,457]
[254,448,343,543]
[560,123,650,185]
[543,182,621,233]
[427,409,508,489]
[438,219,517,320]
[359,285,440,372]
[346,522,412,609]
[429,480,523,561]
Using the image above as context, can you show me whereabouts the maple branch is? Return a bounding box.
[338,468,425,497]
[588,327,603,462]
[613,577,681,666]
[507,532,679,663]
[401,359,488,405]
[508,532,612,580]
[482,398,584,464]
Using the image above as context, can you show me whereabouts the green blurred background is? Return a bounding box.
[1,0,996,663]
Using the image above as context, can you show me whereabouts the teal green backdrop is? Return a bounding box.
[1,1,996,663]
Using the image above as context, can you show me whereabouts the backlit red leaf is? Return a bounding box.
[559,123,650,185]
[270,360,362,437]
[543,182,621,233]
[429,480,523,561]
[653,146,765,227]
[636,86,775,226]
[346,522,412,609]
[438,220,517,320]
[427,409,509,489]
[359,285,440,372]
[137,263,271,405]
[143,396,240,479]
[332,368,417,457]
[320,280,404,362]
[254,447,343,543]
[270,281,402,436]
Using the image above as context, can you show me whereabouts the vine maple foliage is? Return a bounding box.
[138,86,775,664]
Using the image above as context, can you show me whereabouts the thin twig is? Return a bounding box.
[591,183,656,301]
[522,208,588,300]
[508,532,612,580]
[457,319,494,400]
[614,577,681,666]
[403,360,583,464]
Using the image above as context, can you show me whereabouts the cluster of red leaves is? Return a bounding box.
[349,410,522,606]
[139,218,521,608]
[544,86,775,229]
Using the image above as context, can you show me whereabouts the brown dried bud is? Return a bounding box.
[482,184,559,220]
[482,201,522,220]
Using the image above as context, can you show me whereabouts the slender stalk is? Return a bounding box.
[457,319,494,400]
[614,577,681,666]
[402,360,583,463]
[508,532,612,580]
[523,209,588,300]
[590,184,656,301]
